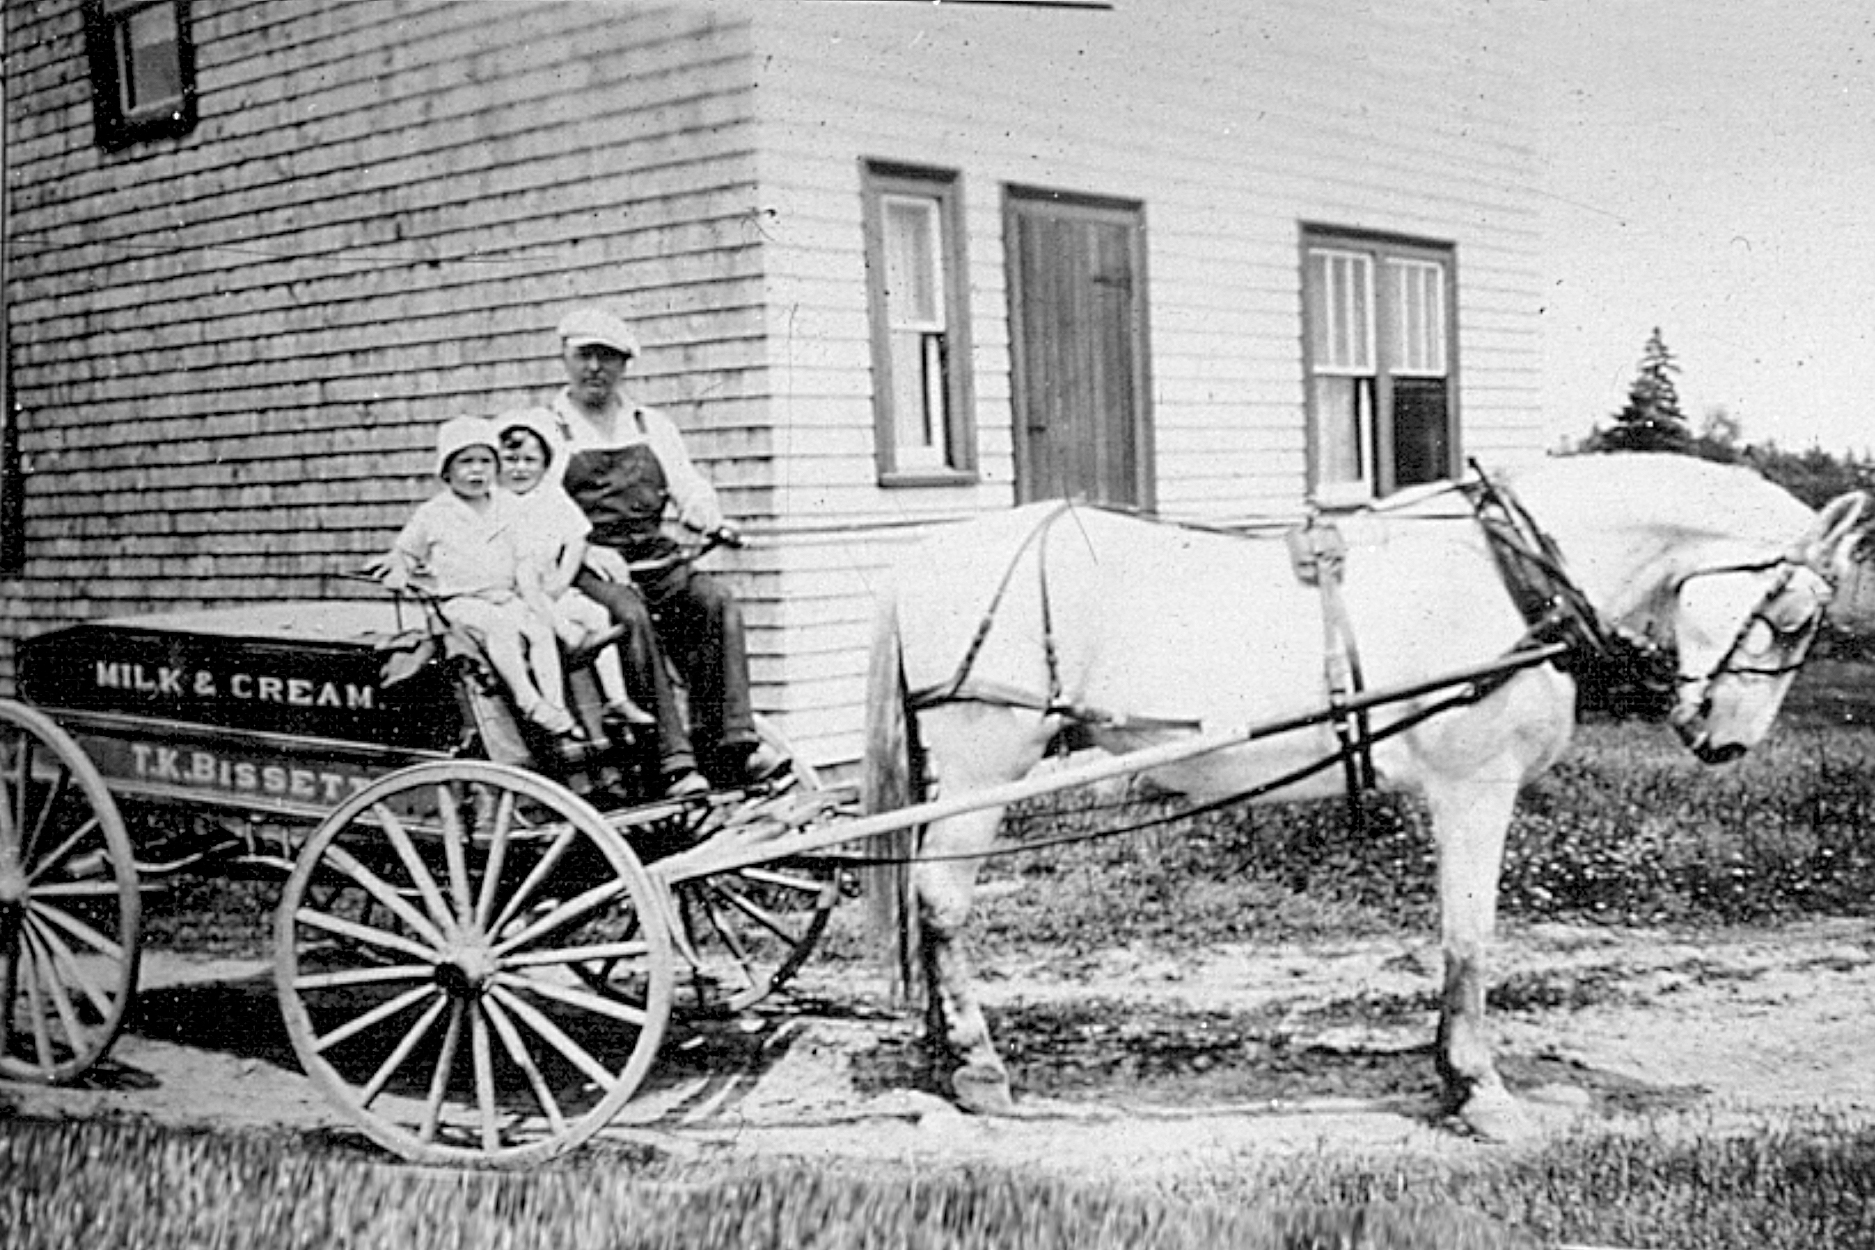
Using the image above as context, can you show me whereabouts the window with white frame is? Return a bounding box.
[863,162,976,483]
[1302,228,1456,502]
[85,0,197,150]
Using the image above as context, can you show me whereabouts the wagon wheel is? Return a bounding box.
[583,718,846,1017]
[274,760,674,1167]
[668,718,845,1015]
[0,700,140,1083]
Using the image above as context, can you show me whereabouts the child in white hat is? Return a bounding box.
[371,415,592,764]
[496,407,655,742]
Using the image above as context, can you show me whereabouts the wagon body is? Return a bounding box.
[16,602,461,823]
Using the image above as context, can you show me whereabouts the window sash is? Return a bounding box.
[864,165,974,483]
[1306,249,1374,374]
[111,0,184,120]
[1304,233,1454,499]
[1387,257,1447,378]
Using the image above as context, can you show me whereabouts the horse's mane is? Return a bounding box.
[1503,452,1813,551]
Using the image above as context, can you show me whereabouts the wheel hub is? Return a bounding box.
[435,941,497,999]
[0,858,25,907]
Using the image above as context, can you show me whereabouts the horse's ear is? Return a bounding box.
[1794,491,1868,581]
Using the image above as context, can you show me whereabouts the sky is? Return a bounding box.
[1530,1,1875,455]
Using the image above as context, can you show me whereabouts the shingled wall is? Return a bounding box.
[0,0,769,688]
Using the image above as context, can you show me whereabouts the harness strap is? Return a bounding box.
[1287,518,1377,819]
[1465,462,1623,665]
[907,501,1074,714]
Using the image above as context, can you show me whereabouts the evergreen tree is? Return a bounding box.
[1585,327,1693,453]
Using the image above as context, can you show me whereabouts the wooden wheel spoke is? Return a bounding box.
[437,784,475,922]
[736,864,833,896]
[359,997,449,1108]
[21,912,115,1022]
[688,888,757,970]
[18,753,70,867]
[293,907,438,964]
[319,846,446,948]
[486,984,618,1092]
[472,791,517,930]
[376,803,456,936]
[709,881,806,946]
[491,878,628,957]
[312,983,437,1054]
[502,939,654,970]
[26,899,123,964]
[293,962,435,992]
[20,927,86,1054]
[482,993,567,1135]
[488,826,580,936]
[24,818,103,885]
[469,1004,501,1152]
[18,941,55,1070]
[493,969,649,1029]
[28,880,127,899]
[419,1003,466,1144]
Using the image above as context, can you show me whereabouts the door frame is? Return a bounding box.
[1003,185,1154,509]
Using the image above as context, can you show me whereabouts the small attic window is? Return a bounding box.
[85,0,197,150]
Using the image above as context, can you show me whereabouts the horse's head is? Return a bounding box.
[1667,491,1865,762]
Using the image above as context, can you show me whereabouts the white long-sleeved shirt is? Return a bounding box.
[546,389,725,534]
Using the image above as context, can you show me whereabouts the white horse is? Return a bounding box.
[863,453,1865,1139]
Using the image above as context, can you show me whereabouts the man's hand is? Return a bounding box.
[710,525,746,549]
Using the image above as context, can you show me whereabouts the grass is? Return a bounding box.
[5,1111,1874,1249]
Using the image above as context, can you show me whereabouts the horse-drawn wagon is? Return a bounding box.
[0,576,853,1165]
[1,455,1865,1164]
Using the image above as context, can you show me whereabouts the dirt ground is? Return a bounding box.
[4,917,1872,1179]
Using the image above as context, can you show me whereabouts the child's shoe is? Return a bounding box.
[601,697,657,747]
[661,767,710,799]
[549,726,602,770]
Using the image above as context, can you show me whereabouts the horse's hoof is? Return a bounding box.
[952,1063,1016,1115]
[1456,1088,1533,1142]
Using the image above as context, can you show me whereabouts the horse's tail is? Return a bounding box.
[861,592,922,1005]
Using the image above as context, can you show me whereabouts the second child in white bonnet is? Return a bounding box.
[496,407,656,745]
[370,415,595,766]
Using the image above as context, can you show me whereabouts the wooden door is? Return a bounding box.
[1005,190,1152,508]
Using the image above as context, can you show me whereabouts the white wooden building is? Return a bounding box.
[0,0,1545,768]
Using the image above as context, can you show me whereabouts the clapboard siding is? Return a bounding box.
[739,0,1539,764]
[3,0,1545,769]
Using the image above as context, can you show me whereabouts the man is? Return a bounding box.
[546,305,787,793]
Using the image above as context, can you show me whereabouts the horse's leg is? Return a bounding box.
[1422,772,1526,1140]
[913,705,1052,1114]
[1418,668,1574,1140]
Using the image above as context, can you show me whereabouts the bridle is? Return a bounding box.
[1671,555,1835,702]
[1466,466,1838,720]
